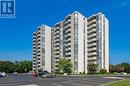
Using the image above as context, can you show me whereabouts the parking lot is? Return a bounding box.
[0,74,129,86]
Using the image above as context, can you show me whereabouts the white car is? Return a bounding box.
[64,73,67,76]
[0,72,6,77]
[13,72,17,74]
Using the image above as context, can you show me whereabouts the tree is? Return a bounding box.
[100,69,107,74]
[64,61,72,74]
[0,60,32,73]
[121,63,130,73]
[0,61,15,73]
[110,63,130,73]
[116,64,124,73]
[15,60,32,73]
[58,58,72,74]
[88,62,97,74]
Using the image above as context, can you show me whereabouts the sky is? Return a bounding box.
[0,0,129,64]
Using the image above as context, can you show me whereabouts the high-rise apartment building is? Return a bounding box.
[87,13,109,72]
[51,22,64,72]
[51,12,88,73]
[32,25,52,72]
[62,12,88,74]
[32,11,109,74]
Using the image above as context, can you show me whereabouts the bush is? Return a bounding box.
[88,63,97,74]
[100,69,107,74]
[58,58,72,74]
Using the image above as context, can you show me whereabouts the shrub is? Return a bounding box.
[100,69,107,74]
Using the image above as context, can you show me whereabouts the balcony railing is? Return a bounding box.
[88,38,96,43]
[87,43,96,47]
[88,29,97,35]
[87,19,96,25]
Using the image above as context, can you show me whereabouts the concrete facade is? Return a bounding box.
[32,25,52,72]
[32,11,109,74]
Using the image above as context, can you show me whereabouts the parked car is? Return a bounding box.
[121,72,127,75]
[0,72,6,78]
[64,73,67,76]
[32,71,38,77]
[13,72,17,74]
[27,71,32,75]
[41,73,56,79]
[37,70,49,77]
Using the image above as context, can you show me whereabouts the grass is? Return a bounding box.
[90,73,116,76]
[57,73,117,77]
[103,79,130,86]
[79,73,116,76]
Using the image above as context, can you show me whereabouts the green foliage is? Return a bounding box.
[100,69,107,74]
[15,60,32,73]
[0,60,32,73]
[121,63,130,73]
[58,58,72,74]
[88,63,97,74]
[0,61,15,73]
[110,63,130,73]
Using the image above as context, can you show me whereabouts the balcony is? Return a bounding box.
[37,37,41,42]
[65,28,71,34]
[54,37,60,42]
[65,15,71,22]
[33,40,36,42]
[65,42,71,47]
[88,29,97,35]
[65,39,71,44]
[54,26,60,31]
[87,52,97,57]
[54,51,60,54]
[64,19,71,25]
[55,59,59,62]
[65,37,71,42]
[36,42,41,45]
[54,54,60,58]
[54,30,60,35]
[33,56,36,58]
[64,33,71,39]
[33,33,36,36]
[65,52,71,56]
[54,47,60,51]
[88,24,97,30]
[87,19,96,25]
[33,49,36,51]
[88,56,97,61]
[87,43,96,47]
[54,43,60,47]
[33,46,36,48]
[87,33,96,39]
[33,36,36,39]
[33,43,36,46]
[88,47,96,52]
[37,44,41,48]
[88,38,96,43]
[54,33,59,38]
[64,23,71,29]
[54,35,60,40]
[37,31,41,35]
[65,47,71,52]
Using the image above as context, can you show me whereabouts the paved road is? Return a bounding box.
[0,74,129,86]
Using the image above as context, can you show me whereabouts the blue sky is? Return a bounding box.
[0,0,129,64]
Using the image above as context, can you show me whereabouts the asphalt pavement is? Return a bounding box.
[0,74,129,86]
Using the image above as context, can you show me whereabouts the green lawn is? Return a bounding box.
[103,79,130,86]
